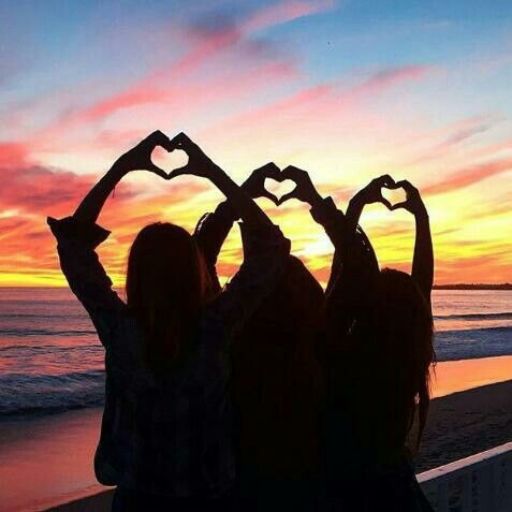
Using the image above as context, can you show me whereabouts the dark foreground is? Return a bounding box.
[417,379,512,472]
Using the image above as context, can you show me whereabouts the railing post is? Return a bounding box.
[418,442,512,512]
[437,480,449,512]
[461,470,472,511]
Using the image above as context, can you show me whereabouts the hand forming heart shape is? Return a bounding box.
[263,176,297,203]
[151,145,189,178]
[381,183,407,209]
[143,131,419,214]
[386,180,425,215]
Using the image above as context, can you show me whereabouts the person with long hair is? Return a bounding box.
[193,165,325,511]
[278,168,435,511]
[48,131,290,511]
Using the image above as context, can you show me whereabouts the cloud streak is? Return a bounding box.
[425,157,512,196]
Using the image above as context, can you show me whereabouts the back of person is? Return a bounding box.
[99,311,235,498]
[49,132,292,511]
[231,256,325,511]
[322,269,434,511]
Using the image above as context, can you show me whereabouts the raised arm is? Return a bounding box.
[48,131,174,345]
[73,131,172,224]
[321,177,395,342]
[278,165,343,249]
[168,133,274,229]
[167,133,290,335]
[193,163,281,289]
[391,180,434,303]
[193,202,237,292]
[277,166,382,292]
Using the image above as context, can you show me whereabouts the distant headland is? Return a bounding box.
[434,283,512,290]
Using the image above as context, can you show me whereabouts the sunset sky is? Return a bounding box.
[1,0,511,287]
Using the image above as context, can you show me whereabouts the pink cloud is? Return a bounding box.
[402,115,500,167]
[75,88,169,125]
[424,157,512,196]
[214,64,433,137]
[351,65,433,98]
[0,141,133,216]
[0,164,108,215]
[0,156,210,220]
[34,60,298,156]
[242,0,336,33]
[0,142,29,167]
[39,1,318,132]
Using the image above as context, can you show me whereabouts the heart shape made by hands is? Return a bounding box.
[151,145,189,177]
[382,184,407,209]
[264,176,297,202]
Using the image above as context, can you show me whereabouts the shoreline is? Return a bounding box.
[1,356,511,511]
[43,379,512,511]
[417,379,512,472]
[430,355,512,397]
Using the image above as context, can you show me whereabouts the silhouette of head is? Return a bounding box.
[126,223,213,371]
[368,268,434,453]
[374,269,433,361]
[232,256,325,477]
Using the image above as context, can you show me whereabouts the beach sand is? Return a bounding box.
[417,378,512,472]
[1,357,511,511]
[430,355,512,398]
[0,408,107,512]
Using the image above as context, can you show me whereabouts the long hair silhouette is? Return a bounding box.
[338,268,434,462]
[372,269,434,451]
[232,256,325,478]
[126,222,214,372]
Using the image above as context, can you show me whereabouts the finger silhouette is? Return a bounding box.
[257,162,281,180]
[169,132,193,151]
[390,201,407,211]
[281,165,305,181]
[380,196,393,210]
[260,190,279,205]
[146,162,169,179]
[167,164,190,180]
[375,174,395,188]
[395,179,416,193]
[147,130,174,151]
[278,189,298,205]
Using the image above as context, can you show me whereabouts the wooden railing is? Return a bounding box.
[46,442,512,511]
[417,441,512,511]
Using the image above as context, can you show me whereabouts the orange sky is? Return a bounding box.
[1,1,511,287]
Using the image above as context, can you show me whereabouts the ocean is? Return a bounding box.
[1,287,511,419]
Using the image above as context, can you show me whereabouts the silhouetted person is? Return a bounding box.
[279,168,435,511]
[193,165,325,511]
[48,131,290,511]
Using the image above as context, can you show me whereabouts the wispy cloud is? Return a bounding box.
[425,157,512,196]
[43,0,331,131]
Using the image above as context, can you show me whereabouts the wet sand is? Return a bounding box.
[430,355,512,398]
[0,408,107,512]
[1,357,511,511]
[417,378,512,472]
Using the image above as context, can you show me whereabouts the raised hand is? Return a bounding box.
[165,133,274,228]
[277,165,323,207]
[242,163,281,205]
[389,180,427,217]
[352,174,395,210]
[72,130,174,224]
[112,130,174,178]
[167,132,218,179]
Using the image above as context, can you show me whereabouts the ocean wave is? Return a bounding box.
[0,312,86,319]
[437,325,512,335]
[0,328,96,337]
[0,343,101,353]
[434,312,512,321]
[435,326,512,361]
[0,370,105,416]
